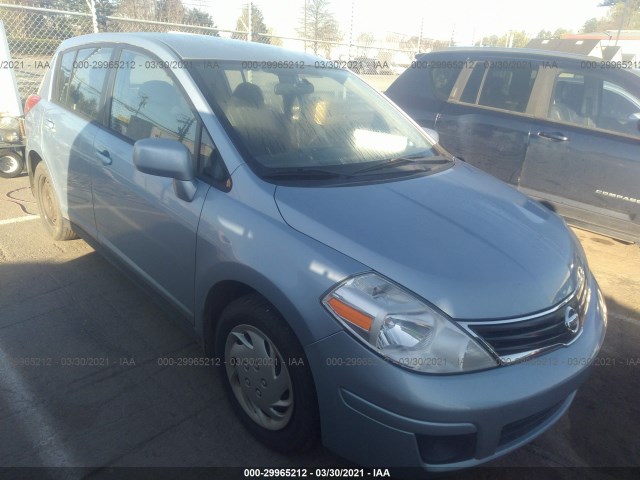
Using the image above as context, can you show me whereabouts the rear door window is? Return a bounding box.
[66,47,113,120]
[459,62,538,113]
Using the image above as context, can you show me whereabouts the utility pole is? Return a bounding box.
[85,0,99,33]
[418,16,423,53]
[348,0,354,61]
[248,1,252,42]
[615,0,629,46]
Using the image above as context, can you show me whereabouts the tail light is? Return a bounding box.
[24,94,41,115]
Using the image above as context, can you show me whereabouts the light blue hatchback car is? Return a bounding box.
[24,33,607,472]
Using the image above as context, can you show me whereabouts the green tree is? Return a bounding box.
[184,7,216,29]
[233,3,270,43]
[552,27,573,38]
[297,0,341,55]
[581,0,640,32]
[478,30,529,48]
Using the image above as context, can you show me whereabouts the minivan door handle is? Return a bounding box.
[95,148,112,166]
[44,119,55,130]
[537,131,568,142]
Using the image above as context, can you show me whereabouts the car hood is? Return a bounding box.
[274,162,582,320]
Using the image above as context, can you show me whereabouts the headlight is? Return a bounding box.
[322,273,498,373]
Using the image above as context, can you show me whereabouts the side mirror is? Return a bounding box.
[422,127,439,144]
[133,138,197,202]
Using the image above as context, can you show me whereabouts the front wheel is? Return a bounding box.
[0,150,24,178]
[216,294,319,452]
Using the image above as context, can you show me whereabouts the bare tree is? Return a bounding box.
[297,0,341,56]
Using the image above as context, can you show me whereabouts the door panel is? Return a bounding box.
[437,104,532,185]
[521,119,640,238]
[521,68,640,240]
[91,49,209,317]
[436,61,539,185]
[92,130,208,316]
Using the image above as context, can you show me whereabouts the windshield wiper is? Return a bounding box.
[351,155,451,176]
[262,167,349,180]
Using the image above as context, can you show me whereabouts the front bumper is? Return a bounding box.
[305,275,607,472]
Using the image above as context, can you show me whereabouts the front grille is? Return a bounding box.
[464,270,589,359]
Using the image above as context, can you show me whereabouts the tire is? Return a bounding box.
[0,151,25,178]
[34,162,77,241]
[216,293,319,452]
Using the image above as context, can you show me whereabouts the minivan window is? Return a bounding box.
[55,50,76,104]
[109,50,197,156]
[189,61,447,182]
[67,47,113,119]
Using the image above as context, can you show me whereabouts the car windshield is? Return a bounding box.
[188,61,450,182]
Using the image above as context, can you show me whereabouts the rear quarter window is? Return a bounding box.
[428,63,463,100]
[55,50,76,104]
[66,47,113,119]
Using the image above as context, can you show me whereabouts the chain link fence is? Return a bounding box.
[1,2,423,102]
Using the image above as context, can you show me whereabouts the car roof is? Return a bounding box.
[57,32,323,63]
[417,47,603,62]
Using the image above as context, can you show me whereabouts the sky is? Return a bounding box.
[184,0,609,45]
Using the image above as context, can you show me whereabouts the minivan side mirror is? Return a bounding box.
[133,138,197,202]
[422,127,439,144]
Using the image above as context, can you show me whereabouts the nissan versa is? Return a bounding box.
[24,33,607,472]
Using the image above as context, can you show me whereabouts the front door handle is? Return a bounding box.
[537,131,568,142]
[96,148,112,166]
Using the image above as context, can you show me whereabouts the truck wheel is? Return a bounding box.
[0,151,24,178]
[216,293,319,452]
[34,162,77,241]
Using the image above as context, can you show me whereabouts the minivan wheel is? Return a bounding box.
[0,151,24,178]
[34,162,77,241]
[216,294,319,452]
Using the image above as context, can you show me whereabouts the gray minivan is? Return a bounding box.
[24,33,607,472]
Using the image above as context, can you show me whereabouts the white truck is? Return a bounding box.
[0,20,25,178]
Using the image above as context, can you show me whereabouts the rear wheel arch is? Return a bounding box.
[27,150,43,190]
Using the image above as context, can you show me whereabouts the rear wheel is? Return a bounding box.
[216,294,319,452]
[0,151,24,178]
[34,162,76,241]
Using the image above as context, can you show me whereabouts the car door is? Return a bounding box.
[520,65,640,241]
[435,59,539,185]
[42,46,114,238]
[91,48,210,318]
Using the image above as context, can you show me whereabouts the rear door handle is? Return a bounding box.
[95,147,112,166]
[537,131,568,142]
[44,119,55,130]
